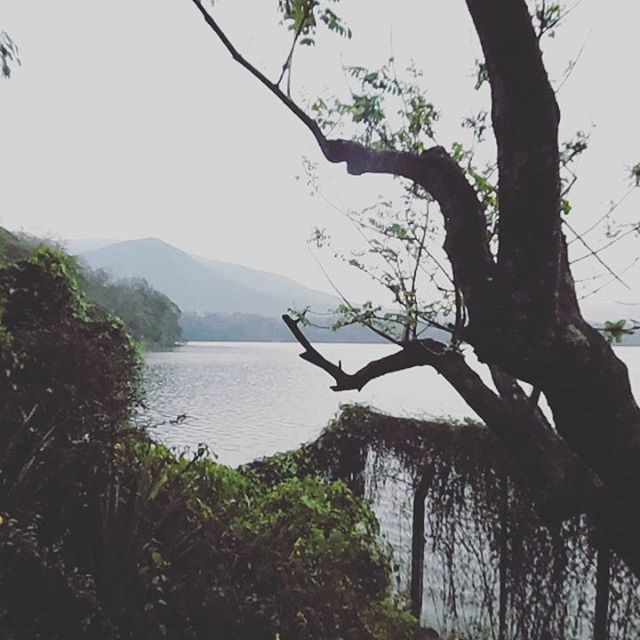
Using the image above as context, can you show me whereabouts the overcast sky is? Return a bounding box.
[1,0,638,317]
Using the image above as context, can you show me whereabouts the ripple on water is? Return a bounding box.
[141,342,640,467]
[140,342,468,465]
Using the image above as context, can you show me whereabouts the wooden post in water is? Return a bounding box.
[498,476,509,640]
[594,542,611,640]
[410,467,433,621]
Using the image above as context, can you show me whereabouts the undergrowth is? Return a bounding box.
[0,248,423,639]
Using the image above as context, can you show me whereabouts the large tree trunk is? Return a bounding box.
[192,0,640,575]
[461,0,640,521]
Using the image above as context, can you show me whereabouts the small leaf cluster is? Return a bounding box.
[312,59,439,153]
[450,120,499,239]
[531,1,563,39]
[602,319,639,344]
[278,0,351,47]
[630,162,640,187]
[559,130,590,215]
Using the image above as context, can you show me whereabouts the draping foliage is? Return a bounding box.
[250,406,640,639]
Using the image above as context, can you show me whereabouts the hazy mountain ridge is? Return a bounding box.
[192,254,338,311]
[79,238,339,317]
[74,235,640,345]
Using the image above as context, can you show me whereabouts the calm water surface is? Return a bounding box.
[142,342,640,467]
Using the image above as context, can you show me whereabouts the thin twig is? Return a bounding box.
[564,218,631,290]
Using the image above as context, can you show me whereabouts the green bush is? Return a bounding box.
[222,475,388,639]
[0,249,422,640]
[0,249,141,638]
[92,438,422,640]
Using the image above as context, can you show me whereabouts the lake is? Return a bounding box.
[141,341,640,467]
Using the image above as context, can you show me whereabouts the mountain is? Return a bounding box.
[78,238,339,316]
[74,235,640,345]
[64,238,119,254]
[193,254,338,310]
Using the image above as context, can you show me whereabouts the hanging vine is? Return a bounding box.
[247,405,640,639]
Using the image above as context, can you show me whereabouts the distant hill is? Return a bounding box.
[83,270,182,350]
[0,228,180,349]
[79,238,339,316]
[64,238,119,254]
[65,233,640,345]
[180,311,392,343]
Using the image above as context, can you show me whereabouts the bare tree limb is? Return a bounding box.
[563,217,631,290]
[191,0,327,150]
[282,314,432,390]
[191,0,495,319]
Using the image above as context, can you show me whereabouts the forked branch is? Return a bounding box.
[282,314,434,390]
[191,0,495,314]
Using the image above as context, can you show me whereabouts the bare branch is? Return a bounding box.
[579,257,640,301]
[564,218,631,290]
[572,224,639,266]
[192,0,495,318]
[556,32,590,93]
[572,187,635,242]
[282,313,433,390]
[191,0,328,150]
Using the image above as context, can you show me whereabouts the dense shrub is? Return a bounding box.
[0,249,141,515]
[93,438,421,640]
[0,249,422,640]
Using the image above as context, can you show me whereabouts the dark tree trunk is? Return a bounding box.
[193,0,640,579]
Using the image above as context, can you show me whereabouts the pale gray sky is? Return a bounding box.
[1,0,638,317]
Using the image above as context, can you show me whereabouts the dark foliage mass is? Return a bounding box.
[0,249,142,637]
[0,249,422,639]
